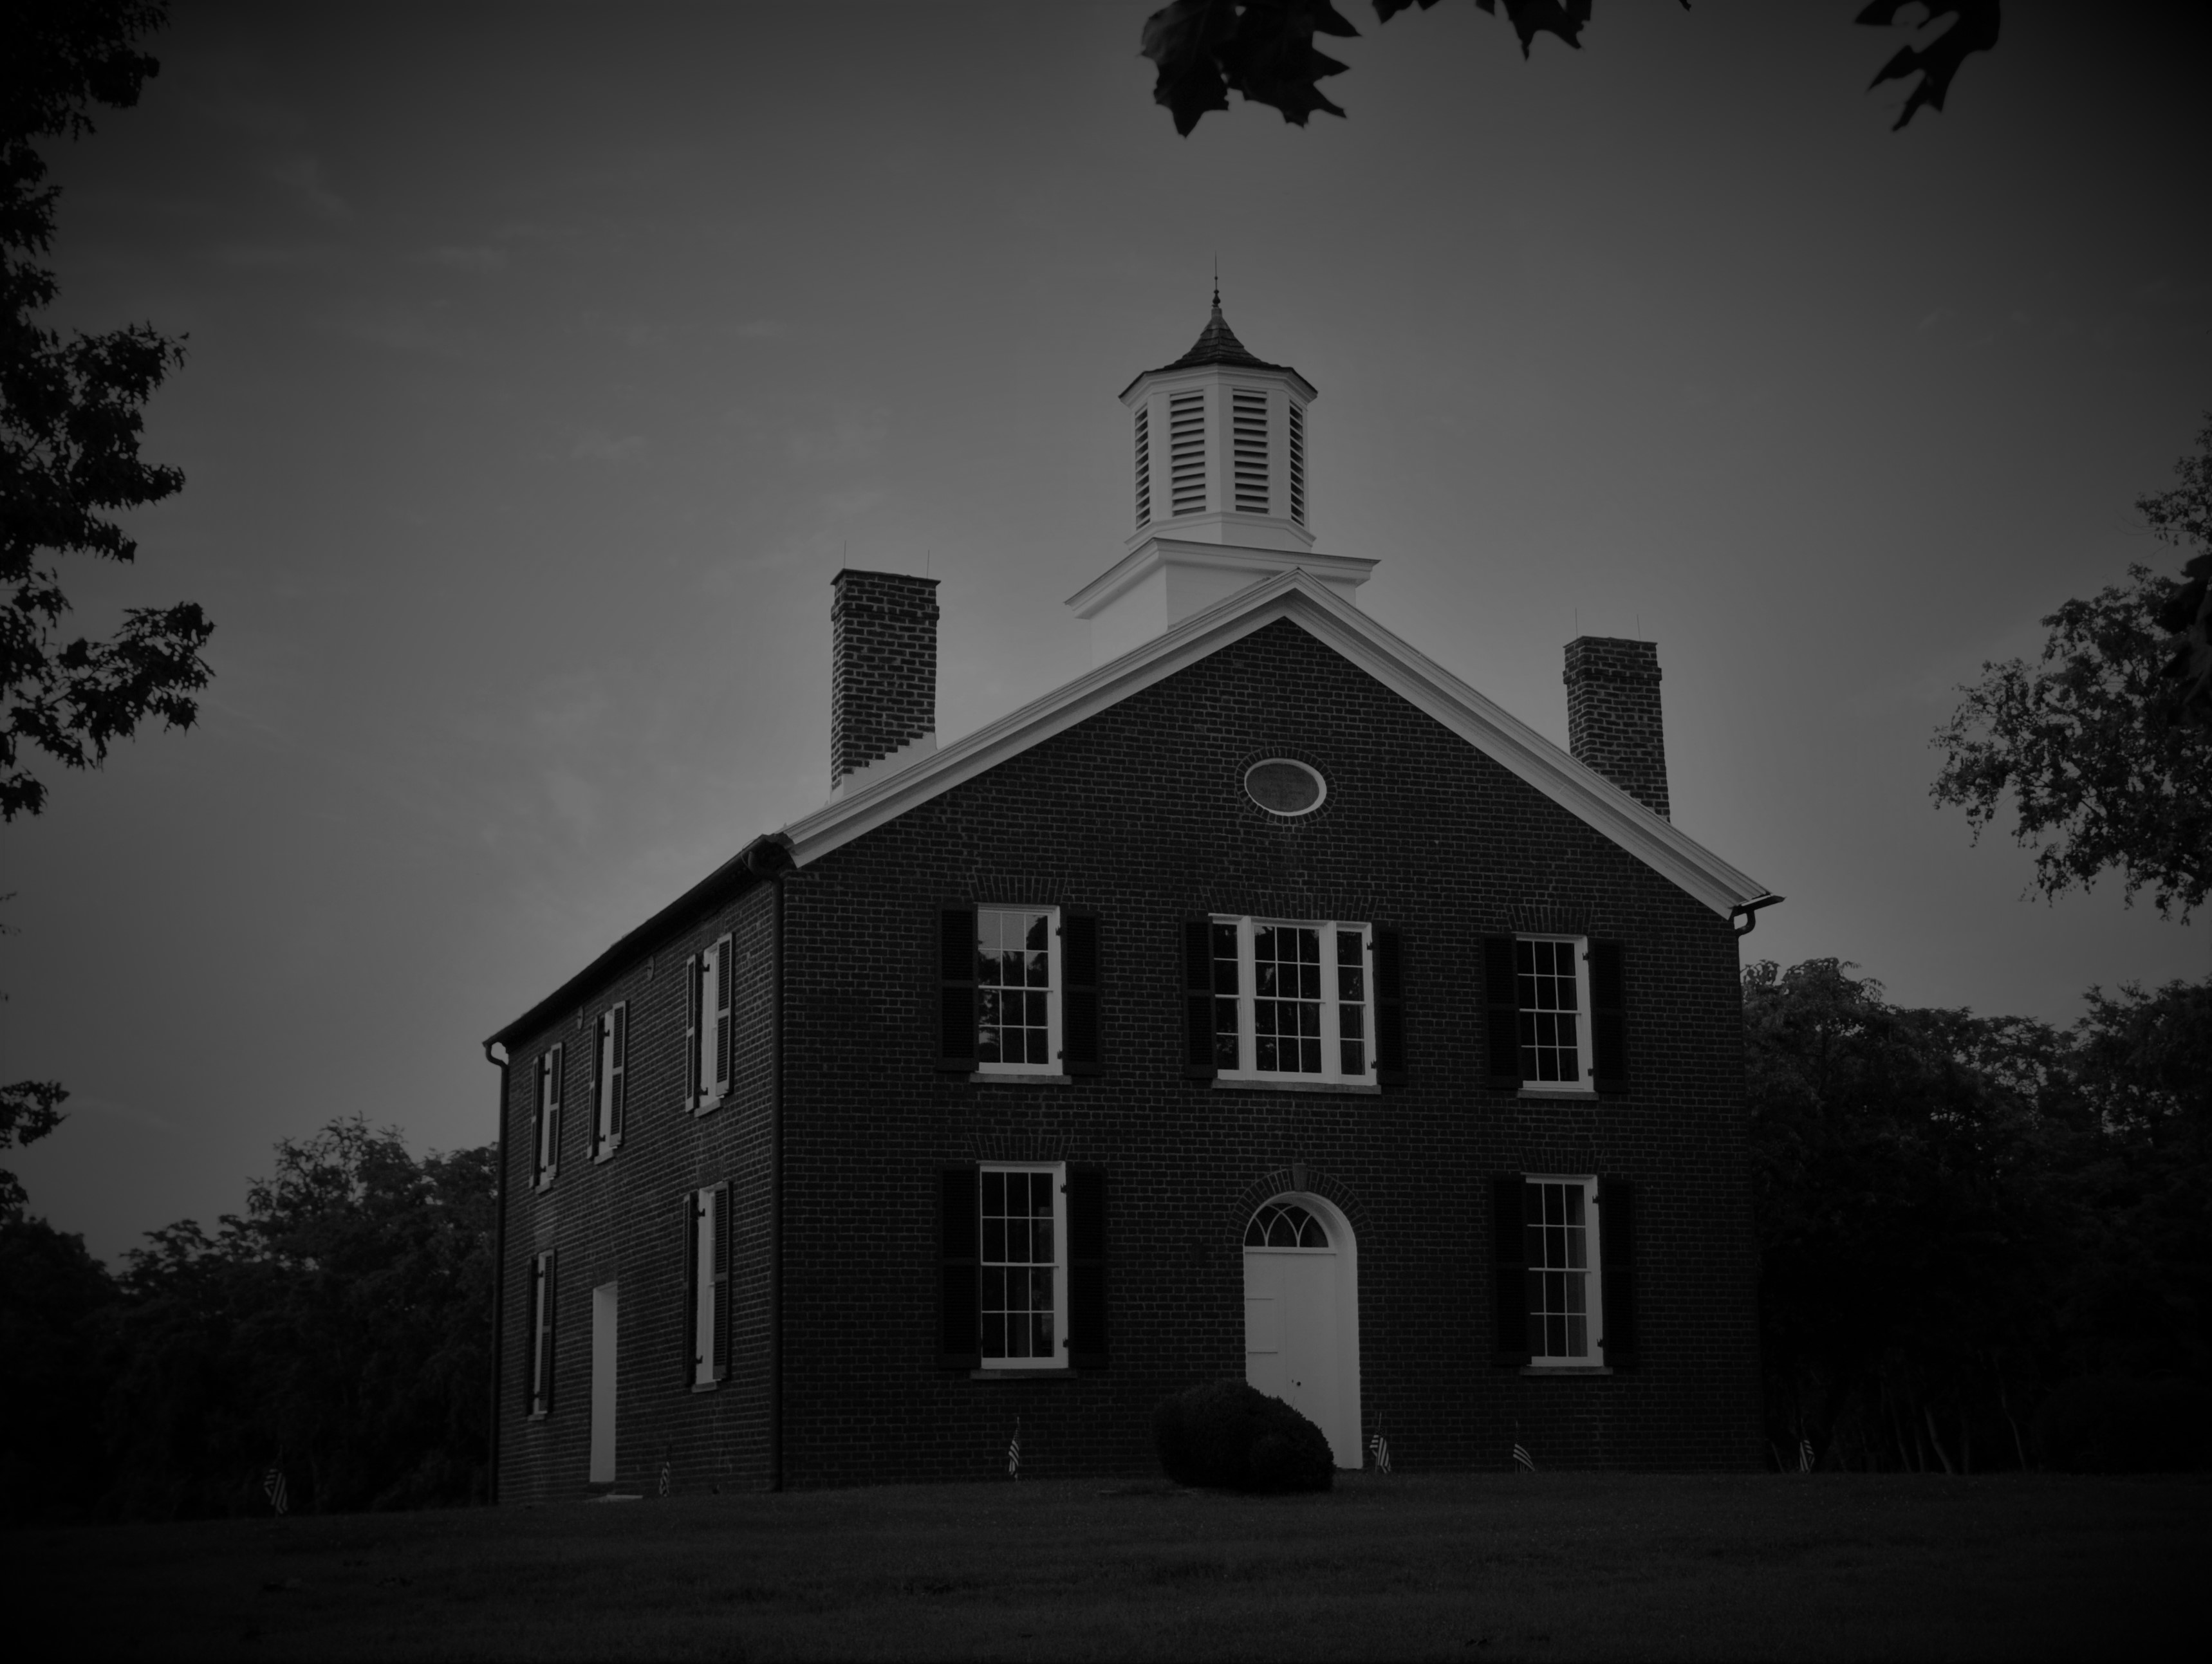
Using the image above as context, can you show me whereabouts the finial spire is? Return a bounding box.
[1212,255,1220,313]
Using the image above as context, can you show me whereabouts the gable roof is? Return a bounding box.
[784,568,1774,919]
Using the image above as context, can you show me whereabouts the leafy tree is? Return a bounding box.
[3,0,213,1217]
[1931,488,2212,920]
[0,1214,116,1519]
[1139,1,1999,136]
[99,1119,496,1517]
[2,0,212,824]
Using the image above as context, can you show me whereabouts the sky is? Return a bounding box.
[6,1,2207,1264]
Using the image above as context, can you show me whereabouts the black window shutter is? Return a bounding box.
[1061,910,1101,1077]
[528,1255,546,1412]
[684,954,703,1107]
[1182,918,1217,1080]
[679,1193,696,1385]
[1590,939,1628,1093]
[714,938,735,1092]
[1483,936,1523,1089]
[1599,1176,1637,1370]
[938,1166,981,1369]
[711,1183,731,1382]
[1373,927,1406,1085]
[1492,1175,1530,1367]
[610,1003,627,1141]
[1066,1165,1108,1368]
[938,907,977,1071]
[547,1044,563,1174]
[590,1020,606,1155]
[540,1249,558,1411]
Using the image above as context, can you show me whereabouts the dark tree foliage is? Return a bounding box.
[1931,557,2211,921]
[1749,960,2212,1474]
[1,0,212,824]
[0,1075,68,1219]
[1139,1,1998,136]
[0,1214,116,1519]
[94,1120,496,1518]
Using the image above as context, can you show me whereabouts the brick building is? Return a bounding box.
[487,300,1781,1500]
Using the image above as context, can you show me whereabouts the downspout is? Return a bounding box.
[1731,894,1785,937]
[481,1038,510,1505]
[745,835,795,1491]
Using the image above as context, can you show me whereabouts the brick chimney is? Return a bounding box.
[1563,636,1669,820]
[830,569,940,795]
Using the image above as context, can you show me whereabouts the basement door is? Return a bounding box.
[1243,1197,1361,1468]
[590,1282,618,1485]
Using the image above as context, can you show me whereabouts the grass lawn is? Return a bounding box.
[12,1471,2205,1661]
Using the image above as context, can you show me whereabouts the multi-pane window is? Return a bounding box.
[534,1045,564,1187]
[975,907,1059,1073]
[1211,916,1373,1083]
[592,1003,627,1160]
[980,1165,1065,1369]
[1525,1178,1603,1364]
[1517,937,1590,1087]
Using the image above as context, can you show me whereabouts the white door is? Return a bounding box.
[1244,1246,1350,1465]
[590,1281,618,1484]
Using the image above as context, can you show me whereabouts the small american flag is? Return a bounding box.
[658,1460,671,1497]
[263,1466,289,1515]
[1007,1416,1021,1481]
[1368,1432,1391,1474]
[1511,1442,1536,1474]
[1798,1438,1815,1473]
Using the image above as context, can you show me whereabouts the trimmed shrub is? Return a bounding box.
[2034,1376,2212,1473]
[1153,1379,1334,1492]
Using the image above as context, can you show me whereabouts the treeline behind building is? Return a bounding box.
[1,961,2206,1519]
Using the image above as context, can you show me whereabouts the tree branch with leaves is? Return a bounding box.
[1139,1,2000,137]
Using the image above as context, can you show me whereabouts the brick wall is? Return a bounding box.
[495,618,1760,1502]
[830,569,940,784]
[1563,636,1670,820]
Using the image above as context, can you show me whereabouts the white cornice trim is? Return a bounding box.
[780,569,1772,918]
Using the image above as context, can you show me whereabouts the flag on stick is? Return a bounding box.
[263,1466,289,1515]
[1368,1431,1391,1474]
[1798,1438,1815,1473]
[1511,1442,1536,1474]
[1007,1416,1021,1481]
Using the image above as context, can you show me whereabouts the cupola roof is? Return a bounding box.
[1120,290,1315,399]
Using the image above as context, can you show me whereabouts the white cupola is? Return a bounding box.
[1067,294,1377,665]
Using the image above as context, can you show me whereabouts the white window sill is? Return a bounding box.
[534,1175,556,1192]
[1520,1365,1613,1376]
[592,1143,621,1165]
[1517,1086,1598,1100]
[689,1380,723,1394]
[1214,1077,1381,1095]
[969,1367,1075,1380]
[968,1073,1073,1086]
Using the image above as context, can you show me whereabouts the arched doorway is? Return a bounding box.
[1242,1194,1362,1468]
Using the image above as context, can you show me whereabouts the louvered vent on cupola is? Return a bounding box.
[1232,389,1269,514]
[1169,390,1206,516]
[1287,402,1306,526]
[1133,406,1151,528]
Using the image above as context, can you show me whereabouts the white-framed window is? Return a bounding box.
[1209,916,1375,1084]
[979,1163,1067,1370]
[528,1248,556,1416]
[974,906,1061,1075]
[1524,1176,1605,1366]
[685,935,734,1112]
[1517,936,1594,1091]
[592,1001,627,1160]
[686,1183,730,1389]
[534,1044,564,1187]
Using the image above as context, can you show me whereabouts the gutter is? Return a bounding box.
[481,1038,510,1504]
[1731,894,1785,938]
[743,836,794,1491]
